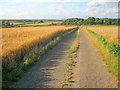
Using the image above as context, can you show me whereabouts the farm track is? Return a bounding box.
[12,28,78,88]
[12,27,117,88]
[71,28,117,88]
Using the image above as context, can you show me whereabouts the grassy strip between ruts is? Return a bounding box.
[83,27,119,86]
[59,27,80,88]
[3,27,78,88]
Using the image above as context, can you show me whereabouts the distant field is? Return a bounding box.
[83,25,119,45]
[10,22,24,25]
[44,21,63,25]
[10,21,63,26]
[25,23,52,26]
[13,23,53,27]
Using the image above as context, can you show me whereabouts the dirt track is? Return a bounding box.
[71,28,117,88]
[12,29,78,88]
[12,27,117,88]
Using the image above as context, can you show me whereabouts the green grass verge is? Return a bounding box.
[85,28,119,57]
[2,27,78,88]
[84,28,119,85]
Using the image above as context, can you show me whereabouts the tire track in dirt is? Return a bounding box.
[12,28,78,88]
[71,27,117,88]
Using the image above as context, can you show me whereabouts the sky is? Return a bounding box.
[0,0,119,19]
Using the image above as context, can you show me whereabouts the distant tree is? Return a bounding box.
[63,18,84,25]
[103,18,110,25]
[5,21,10,27]
[77,20,83,26]
[39,20,44,23]
[95,18,100,25]
[97,19,104,24]
[2,21,5,27]
[87,17,95,25]
[51,23,56,25]
[114,19,119,25]
[51,17,119,26]
[25,20,32,22]
[110,19,116,25]
[2,20,13,28]
[84,19,89,25]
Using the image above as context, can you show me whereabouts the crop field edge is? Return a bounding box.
[2,27,78,88]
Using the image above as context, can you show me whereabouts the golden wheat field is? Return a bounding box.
[83,25,119,45]
[2,26,76,57]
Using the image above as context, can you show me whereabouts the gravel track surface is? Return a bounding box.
[12,29,78,88]
[71,28,117,88]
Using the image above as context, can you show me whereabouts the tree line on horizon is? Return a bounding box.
[2,20,44,28]
[2,21,14,28]
[2,17,120,28]
[62,17,119,26]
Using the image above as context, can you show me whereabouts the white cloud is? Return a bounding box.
[85,0,118,18]
[67,3,118,18]
[88,0,119,7]
[88,0,104,7]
